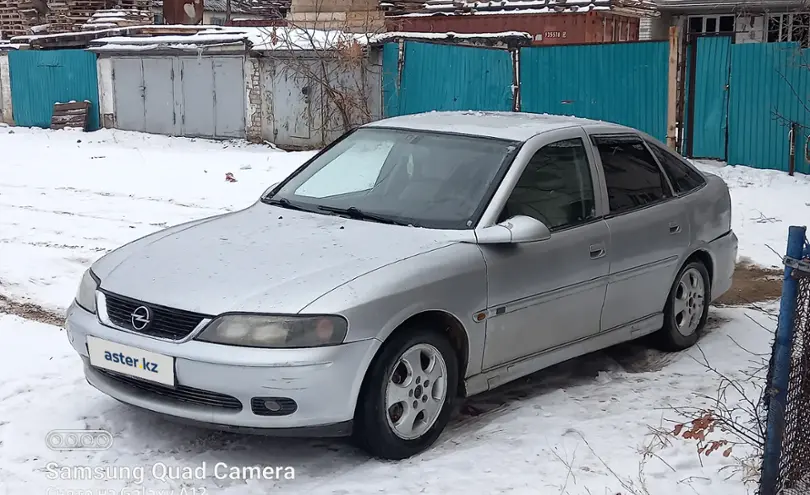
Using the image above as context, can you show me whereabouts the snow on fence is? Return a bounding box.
[761,225,810,495]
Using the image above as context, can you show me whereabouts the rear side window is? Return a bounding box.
[591,135,671,214]
[646,140,706,194]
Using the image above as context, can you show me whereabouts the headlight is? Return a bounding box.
[196,314,348,348]
[75,269,99,314]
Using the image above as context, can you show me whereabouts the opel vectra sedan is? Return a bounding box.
[65,111,737,459]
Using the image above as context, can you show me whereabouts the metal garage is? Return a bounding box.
[102,52,246,140]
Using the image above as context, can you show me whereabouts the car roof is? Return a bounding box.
[363,111,633,141]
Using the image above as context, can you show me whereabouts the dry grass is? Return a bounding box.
[0,294,63,326]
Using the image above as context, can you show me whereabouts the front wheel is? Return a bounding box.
[354,326,458,460]
[656,261,711,351]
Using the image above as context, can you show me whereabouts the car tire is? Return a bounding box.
[656,261,711,351]
[354,324,459,460]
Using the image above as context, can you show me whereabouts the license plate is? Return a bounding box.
[87,336,175,387]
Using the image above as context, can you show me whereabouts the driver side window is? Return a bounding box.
[500,138,596,231]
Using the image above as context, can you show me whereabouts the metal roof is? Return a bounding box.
[383,0,656,17]
[364,111,625,141]
[653,0,808,12]
[203,0,290,15]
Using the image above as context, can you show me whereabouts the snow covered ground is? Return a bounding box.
[0,126,793,494]
[693,160,805,269]
[0,127,316,311]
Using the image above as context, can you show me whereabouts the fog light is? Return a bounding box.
[250,397,297,416]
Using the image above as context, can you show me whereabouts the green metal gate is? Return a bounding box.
[686,36,731,160]
[8,50,100,130]
[519,41,670,142]
[382,41,515,117]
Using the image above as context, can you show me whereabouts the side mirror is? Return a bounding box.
[476,215,551,244]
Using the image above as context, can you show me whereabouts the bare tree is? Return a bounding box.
[253,4,385,146]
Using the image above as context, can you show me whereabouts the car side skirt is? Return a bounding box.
[464,313,665,397]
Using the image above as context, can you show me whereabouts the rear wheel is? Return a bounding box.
[354,325,458,460]
[656,261,710,351]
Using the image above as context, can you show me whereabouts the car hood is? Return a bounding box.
[94,203,466,315]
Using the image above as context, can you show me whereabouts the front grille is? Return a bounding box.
[103,291,207,340]
[95,368,243,411]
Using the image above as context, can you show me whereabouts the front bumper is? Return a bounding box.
[65,302,381,434]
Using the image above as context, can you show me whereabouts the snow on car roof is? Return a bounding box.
[364,111,626,141]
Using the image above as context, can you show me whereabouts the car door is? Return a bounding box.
[588,132,690,332]
[480,127,611,371]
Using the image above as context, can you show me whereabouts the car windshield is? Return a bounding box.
[264,127,520,229]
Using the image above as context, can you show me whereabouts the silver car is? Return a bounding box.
[65,112,737,459]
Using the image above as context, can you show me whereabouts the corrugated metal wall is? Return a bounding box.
[520,41,669,142]
[689,36,731,159]
[639,17,653,41]
[684,40,810,172]
[382,43,399,119]
[726,42,810,173]
[7,50,99,130]
[384,42,515,116]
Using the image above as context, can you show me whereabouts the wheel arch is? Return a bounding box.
[362,309,471,399]
[664,248,714,310]
[682,248,714,286]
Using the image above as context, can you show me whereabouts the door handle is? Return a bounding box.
[669,222,682,234]
[589,243,606,259]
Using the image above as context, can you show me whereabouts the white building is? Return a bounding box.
[643,0,810,45]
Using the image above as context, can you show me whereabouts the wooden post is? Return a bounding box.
[666,26,680,151]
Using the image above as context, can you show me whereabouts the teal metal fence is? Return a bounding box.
[520,41,670,142]
[726,42,810,174]
[688,36,731,160]
[382,41,515,117]
[8,49,99,130]
[381,43,400,120]
[0,40,802,175]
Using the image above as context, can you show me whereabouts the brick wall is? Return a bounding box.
[244,57,263,143]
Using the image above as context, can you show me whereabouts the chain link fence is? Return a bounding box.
[773,273,810,494]
[762,226,810,495]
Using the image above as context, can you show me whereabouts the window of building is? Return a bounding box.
[687,15,736,34]
[591,135,671,214]
[210,16,225,26]
[645,140,706,194]
[767,13,810,48]
[499,138,596,230]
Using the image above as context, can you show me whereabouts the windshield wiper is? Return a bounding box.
[317,205,407,226]
[263,197,311,212]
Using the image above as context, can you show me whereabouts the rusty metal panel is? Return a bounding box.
[385,12,640,46]
[163,0,204,25]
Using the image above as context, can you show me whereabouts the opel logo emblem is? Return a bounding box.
[130,306,152,330]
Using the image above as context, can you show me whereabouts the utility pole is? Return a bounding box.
[226,0,232,24]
